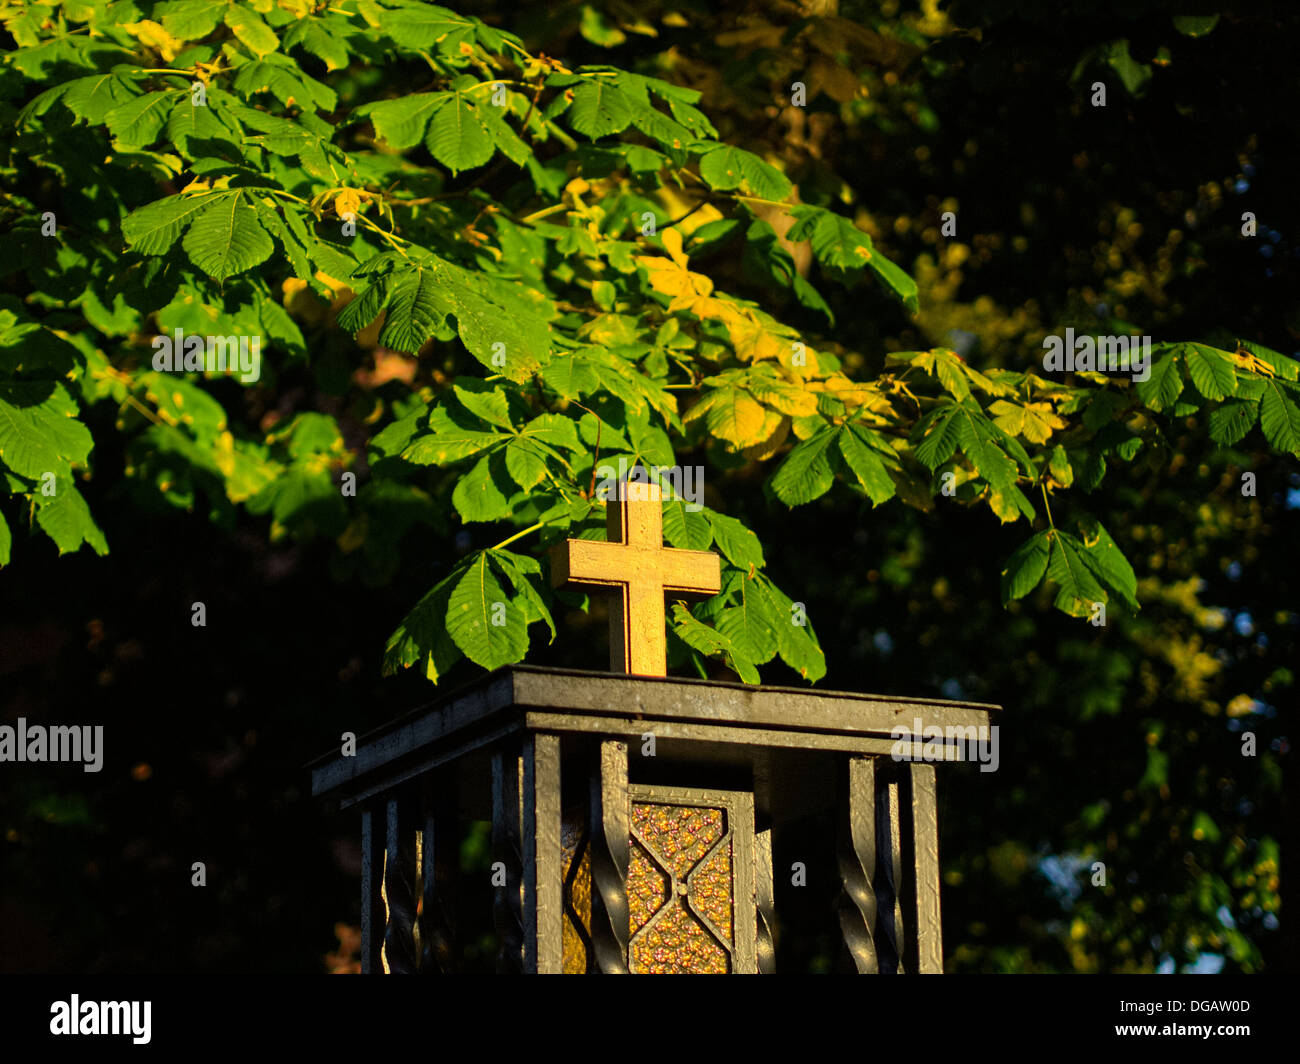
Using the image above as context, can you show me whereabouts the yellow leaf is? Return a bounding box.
[777,339,820,377]
[988,400,1065,444]
[744,372,819,417]
[635,237,713,308]
[986,486,1023,524]
[705,387,770,447]
[659,227,687,266]
[125,19,184,59]
[731,321,785,364]
[334,189,362,218]
[741,413,790,460]
[314,271,350,297]
[811,374,892,415]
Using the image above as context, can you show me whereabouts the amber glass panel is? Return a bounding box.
[560,813,591,974]
[627,802,733,974]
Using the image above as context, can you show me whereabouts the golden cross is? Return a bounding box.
[550,480,721,676]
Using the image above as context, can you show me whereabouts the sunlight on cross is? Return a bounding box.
[549,480,721,676]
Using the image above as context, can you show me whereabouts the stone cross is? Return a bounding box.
[549,480,721,676]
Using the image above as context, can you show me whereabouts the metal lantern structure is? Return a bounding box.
[312,481,999,973]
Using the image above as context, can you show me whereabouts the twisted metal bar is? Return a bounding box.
[418,775,457,973]
[755,825,777,974]
[383,794,418,974]
[491,747,525,973]
[874,772,907,974]
[588,741,629,974]
[838,756,879,974]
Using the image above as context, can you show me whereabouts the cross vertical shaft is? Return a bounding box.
[550,480,721,676]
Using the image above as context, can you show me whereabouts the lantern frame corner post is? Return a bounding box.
[910,762,943,974]
[491,743,526,973]
[360,801,387,974]
[522,732,563,974]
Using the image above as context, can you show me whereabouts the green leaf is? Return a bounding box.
[1135,350,1182,411]
[955,407,1017,489]
[451,452,513,522]
[0,382,94,478]
[1047,531,1108,618]
[34,478,108,556]
[445,553,529,670]
[378,263,445,353]
[0,510,10,567]
[403,407,503,465]
[454,382,513,430]
[436,263,552,381]
[158,0,227,40]
[865,252,920,314]
[752,575,825,681]
[382,5,476,50]
[661,497,712,550]
[716,583,778,667]
[182,192,275,281]
[104,90,174,148]
[1183,343,1237,401]
[519,414,582,452]
[64,74,138,123]
[787,205,918,311]
[706,511,764,570]
[166,97,230,156]
[1078,519,1139,611]
[224,6,280,56]
[669,602,760,684]
[255,202,314,280]
[287,19,350,72]
[913,404,960,470]
[504,438,548,489]
[1000,530,1050,604]
[568,80,633,139]
[353,93,446,148]
[1259,380,1300,453]
[488,548,556,640]
[1208,399,1258,446]
[770,428,836,505]
[837,424,896,505]
[425,93,495,174]
[699,145,791,202]
[384,569,463,682]
[122,193,213,255]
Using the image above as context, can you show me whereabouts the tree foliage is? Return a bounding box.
[1,0,1294,975]
[4,0,1295,686]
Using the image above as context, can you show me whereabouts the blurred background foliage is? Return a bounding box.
[2,0,1293,973]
